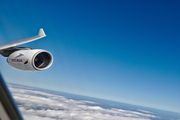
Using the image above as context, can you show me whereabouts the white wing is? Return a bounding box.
[0,28,46,50]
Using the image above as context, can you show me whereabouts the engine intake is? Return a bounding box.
[34,52,52,69]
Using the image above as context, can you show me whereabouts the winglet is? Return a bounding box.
[38,28,46,37]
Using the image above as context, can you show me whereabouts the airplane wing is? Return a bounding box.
[0,28,46,50]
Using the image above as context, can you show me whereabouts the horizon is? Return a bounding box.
[10,83,177,120]
[7,82,180,114]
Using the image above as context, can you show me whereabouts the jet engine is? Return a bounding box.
[7,49,53,71]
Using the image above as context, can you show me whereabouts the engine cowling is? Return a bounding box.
[7,49,53,71]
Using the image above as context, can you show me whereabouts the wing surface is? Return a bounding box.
[0,28,46,50]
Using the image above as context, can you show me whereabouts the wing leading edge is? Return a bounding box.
[0,28,46,50]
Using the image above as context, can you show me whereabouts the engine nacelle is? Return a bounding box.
[7,49,53,71]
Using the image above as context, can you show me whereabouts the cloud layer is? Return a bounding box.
[8,85,159,120]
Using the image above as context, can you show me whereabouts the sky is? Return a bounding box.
[0,0,180,113]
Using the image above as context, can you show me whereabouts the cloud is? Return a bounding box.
[137,109,153,114]
[8,84,159,120]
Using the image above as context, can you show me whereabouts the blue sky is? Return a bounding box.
[0,0,180,113]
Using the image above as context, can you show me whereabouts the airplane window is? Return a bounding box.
[0,1,180,120]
